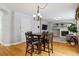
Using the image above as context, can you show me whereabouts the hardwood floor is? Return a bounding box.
[0,42,79,56]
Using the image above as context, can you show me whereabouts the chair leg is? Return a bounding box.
[38,43,41,54]
[31,45,34,56]
[37,44,39,53]
[25,43,28,56]
[48,42,50,56]
[51,42,53,53]
[43,42,45,51]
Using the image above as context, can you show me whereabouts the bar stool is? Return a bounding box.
[25,32,41,56]
[41,32,53,56]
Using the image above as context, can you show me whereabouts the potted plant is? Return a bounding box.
[67,23,77,35]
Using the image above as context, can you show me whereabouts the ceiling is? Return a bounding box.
[1,3,79,22]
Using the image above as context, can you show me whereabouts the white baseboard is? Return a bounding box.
[0,40,25,46]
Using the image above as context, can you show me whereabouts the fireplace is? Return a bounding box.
[61,31,69,36]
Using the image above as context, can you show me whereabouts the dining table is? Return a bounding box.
[26,32,53,55]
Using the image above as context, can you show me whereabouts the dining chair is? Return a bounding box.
[49,33,53,53]
[41,32,53,56]
[25,32,41,56]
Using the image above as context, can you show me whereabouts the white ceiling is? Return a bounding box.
[1,3,79,22]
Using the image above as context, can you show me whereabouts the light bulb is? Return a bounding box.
[33,14,36,18]
[37,13,41,16]
[40,15,42,18]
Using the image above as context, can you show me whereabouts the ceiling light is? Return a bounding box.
[53,17,63,20]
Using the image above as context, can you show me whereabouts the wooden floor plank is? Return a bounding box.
[0,42,79,56]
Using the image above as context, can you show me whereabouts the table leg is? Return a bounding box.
[38,36,41,54]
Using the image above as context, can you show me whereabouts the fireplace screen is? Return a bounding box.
[61,31,69,36]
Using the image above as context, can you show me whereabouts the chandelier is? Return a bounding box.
[33,4,48,33]
[33,4,48,21]
[33,5,42,21]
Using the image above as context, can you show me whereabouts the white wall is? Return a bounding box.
[13,12,49,44]
[0,10,33,44]
[0,4,12,45]
[20,13,32,42]
[48,22,53,33]
[31,20,40,33]
[10,12,32,43]
[0,11,3,43]
[0,9,49,45]
[2,10,12,44]
[31,20,49,33]
[12,12,22,43]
